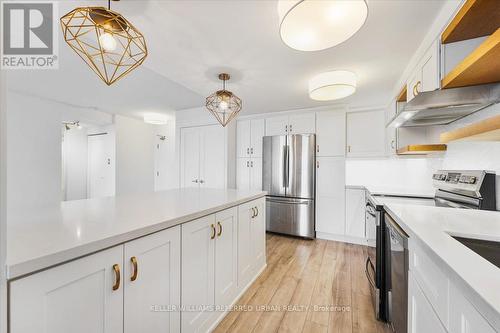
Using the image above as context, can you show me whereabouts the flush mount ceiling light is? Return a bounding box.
[60,0,147,85]
[206,73,242,127]
[309,70,357,101]
[144,114,168,125]
[278,0,368,51]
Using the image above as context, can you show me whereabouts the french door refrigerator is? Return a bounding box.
[262,134,315,239]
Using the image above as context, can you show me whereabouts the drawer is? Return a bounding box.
[409,240,450,329]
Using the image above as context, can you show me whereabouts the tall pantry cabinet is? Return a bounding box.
[236,119,265,190]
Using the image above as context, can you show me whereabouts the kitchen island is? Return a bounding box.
[7,188,267,333]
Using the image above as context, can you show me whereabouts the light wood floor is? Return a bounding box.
[214,233,391,333]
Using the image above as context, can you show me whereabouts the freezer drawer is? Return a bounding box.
[266,197,315,238]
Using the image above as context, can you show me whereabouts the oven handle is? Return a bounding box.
[365,257,376,290]
[365,203,377,217]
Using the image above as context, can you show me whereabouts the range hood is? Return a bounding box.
[387,83,500,128]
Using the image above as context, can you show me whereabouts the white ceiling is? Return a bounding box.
[8,0,448,119]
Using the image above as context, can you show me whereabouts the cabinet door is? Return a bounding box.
[237,201,254,288]
[250,198,266,270]
[316,110,345,157]
[449,283,495,333]
[214,207,238,307]
[250,158,262,191]
[407,68,422,102]
[236,158,250,190]
[181,215,216,333]
[408,272,447,333]
[421,40,440,93]
[345,188,366,238]
[180,127,200,188]
[315,157,345,235]
[200,125,226,189]
[346,110,386,157]
[124,227,181,333]
[236,120,251,158]
[289,113,316,134]
[265,116,288,136]
[250,119,265,157]
[10,246,123,333]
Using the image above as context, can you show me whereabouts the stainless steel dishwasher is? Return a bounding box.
[385,213,408,333]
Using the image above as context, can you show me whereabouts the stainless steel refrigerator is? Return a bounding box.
[262,134,315,239]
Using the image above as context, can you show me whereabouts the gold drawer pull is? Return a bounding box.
[251,207,256,218]
[255,207,259,217]
[217,221,223,237]
[130,256,138,282]
[112,264,121,291]
[210,224,216,239]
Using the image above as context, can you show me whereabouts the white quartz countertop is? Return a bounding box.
[378,198,500,329]
[346,184,435,198]
[6,188,266,280]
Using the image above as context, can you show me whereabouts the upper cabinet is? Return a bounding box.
[346,110,386,157]
[407,39,440,102]
[316,110,346,157]
[265,113,315,136]
[237,119,265,158]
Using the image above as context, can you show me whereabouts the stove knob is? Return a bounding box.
[469,176,476,184]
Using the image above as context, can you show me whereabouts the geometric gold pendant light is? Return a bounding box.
[206,73,242,127]
[60,0,147,85]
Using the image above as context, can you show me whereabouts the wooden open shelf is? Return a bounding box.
[396,86,407,102]
[441,114,500,143]
[441,0,500,44]
[442,28,500,88]
[397,144,447,155]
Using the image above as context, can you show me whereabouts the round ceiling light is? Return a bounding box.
[278,0,368,51]
[144,113,168,125]
[309,70,357,101]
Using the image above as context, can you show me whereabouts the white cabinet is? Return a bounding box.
[345,188,365,238]
[10,246,124,333]
[346,110,386,157]
[181,214,216,333]
[180,125,227,189]
[238,198,266,288]
[315,110,346,157]
[237,119,264,158]
[408,271,447,333]
[449,283,496,333]
[265,113,315,136]
[124,227,181,333]
[407,39,440,102]
[214,207,238,308]
[315,157,345,235]
[236,157,262,191]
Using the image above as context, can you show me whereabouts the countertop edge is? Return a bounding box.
[6,192,266,280]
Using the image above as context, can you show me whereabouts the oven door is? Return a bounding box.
[365,200,382,319]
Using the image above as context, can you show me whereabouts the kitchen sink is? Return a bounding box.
[453,236,500,269]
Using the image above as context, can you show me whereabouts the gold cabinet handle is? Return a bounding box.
[210,224,216,239]
[251,207,256,218]
[112,264,121,291]
[130,256,138,282]
[255,206,259,217]
[413,81,421,97]
[217,221,223,237]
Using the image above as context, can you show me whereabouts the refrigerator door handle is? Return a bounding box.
[282,145,288,188]
[266,197,311,205]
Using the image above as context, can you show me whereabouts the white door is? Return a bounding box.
[345,188,366,238]
[88,133,115,198]
[10,246,123,333]
[250,158,262,190]
[316,157,345,235]
[250,119,265,157]
[181,215,216,333]
[288,113,316,134]
[346,110,386,157]
[236,120,251,158]
[124,227,181,333]
[408,272,447,333]
[237,201,254,288]
[180,127,201,188]
[265,116,288,136]
[200,125,226,189]
[236,158,250,190]
[214,207,238,307]
[316,110,346,157]
[250,198,266,270]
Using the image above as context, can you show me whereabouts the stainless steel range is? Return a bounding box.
[365,170,497,326]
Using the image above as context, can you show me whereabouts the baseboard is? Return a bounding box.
[316,232,368,246]
[207,263,267,332]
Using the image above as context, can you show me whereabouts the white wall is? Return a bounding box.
[153,114,178,191]
[62,127,88,201]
